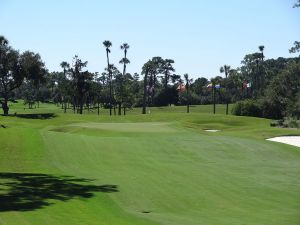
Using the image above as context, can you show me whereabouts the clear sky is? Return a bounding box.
[0,0,299,79]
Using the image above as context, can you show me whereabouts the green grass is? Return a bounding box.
[0,102,300,225]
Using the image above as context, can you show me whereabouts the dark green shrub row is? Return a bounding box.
[232,99,288,119]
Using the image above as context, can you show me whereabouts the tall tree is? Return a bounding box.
[148,57,163,105]
[289,2,300,53]
[141,60,152,114]
[184,73,192,113]
[240,52,263,96]
[103,40,112,115]
[210,78,217,114]
[161,59,175,89]
[60,61,70,76]
[60,61,70,112]
[69,55,90,114]
[289,41,300,54]
[220,65,231,115]
[258,45,266,93]
[120,43,130,76]
[258,45,265,62]
[119,43,130,115]
[0,36,46,115]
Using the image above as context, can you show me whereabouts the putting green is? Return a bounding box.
[1,104,300,225]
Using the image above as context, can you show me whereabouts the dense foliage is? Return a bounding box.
[1,35,299,119]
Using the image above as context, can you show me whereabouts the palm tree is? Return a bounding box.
[120,43,130,75]
[220,65,231,115]
[60,61,70,76]
[0,36,8,46]
[184,73,193,113]
[258,45,264,62]
[210,78,217,114]
[258,45,265,93]
[119,43,130,115]
[141,60,152,114]
[60,61,70,113]
[103,40,112,115]
[119,58,130,115]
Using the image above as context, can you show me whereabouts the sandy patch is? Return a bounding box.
[267,136,300,148]
[204,129,220,132]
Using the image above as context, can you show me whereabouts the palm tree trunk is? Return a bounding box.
[226,103,229,115]
[187,89,190,113]
[109,74,112,116]
[225,72,228,115]
[213,86,216,114]
[106,50,112,116]
[118,103,121,115]
[120,50,127,116]
[142,71,148,114]
[73,97,76,113]
[97,97,100,115]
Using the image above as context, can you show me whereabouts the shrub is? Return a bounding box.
[282,117,300,128]
[270,118,300,128]
[270,120,283,127]
[260,98,283,119]
[232,99,262,117]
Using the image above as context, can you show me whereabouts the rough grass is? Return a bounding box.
[0,102,300,225]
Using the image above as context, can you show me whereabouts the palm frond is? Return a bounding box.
[103,40,112,48]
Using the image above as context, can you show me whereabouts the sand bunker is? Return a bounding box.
[267,136,300,148]
[204,129,220,132]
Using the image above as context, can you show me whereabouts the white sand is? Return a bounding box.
[204,129,220,132]
[267,136,300,148]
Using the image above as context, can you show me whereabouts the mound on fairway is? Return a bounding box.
[68,122,176,132]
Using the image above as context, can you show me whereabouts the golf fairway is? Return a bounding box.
[0,105,300,225]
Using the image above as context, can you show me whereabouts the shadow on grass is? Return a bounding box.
[0,172,118,212]
[11,113,56,120]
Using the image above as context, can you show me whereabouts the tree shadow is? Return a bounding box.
[0,172,118,212]
[11,113,56,120]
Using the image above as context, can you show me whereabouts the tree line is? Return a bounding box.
[1,34,299,119]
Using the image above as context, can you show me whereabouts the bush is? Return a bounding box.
[232,98,287,119]
[259,98,283,119]
[270,118,300,128]
[270,119,284,127]
[232,99,262,117]
[282,117,300,128]
[177,91,201,106]
[154,87,178,106]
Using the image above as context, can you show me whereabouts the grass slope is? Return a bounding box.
[0,102,300,225]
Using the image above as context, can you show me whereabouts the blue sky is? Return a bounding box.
[0,0,299,79]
